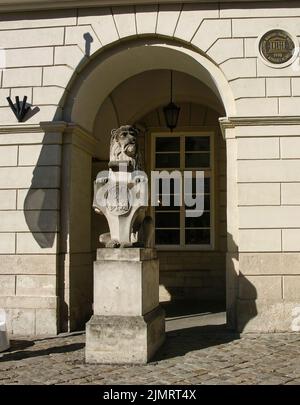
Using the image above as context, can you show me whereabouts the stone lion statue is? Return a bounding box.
[93,124,154,248]
[109,125,141,170]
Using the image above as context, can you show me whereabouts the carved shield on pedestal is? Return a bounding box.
[106,184,131,216]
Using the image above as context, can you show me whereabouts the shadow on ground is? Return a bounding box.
[152,300,239,361]
[0,340,84,363]
[1,302,238,363]
[154,325,240,361]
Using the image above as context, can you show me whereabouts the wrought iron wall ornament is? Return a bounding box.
[7,96,31,122]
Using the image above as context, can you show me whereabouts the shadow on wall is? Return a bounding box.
[23,127,69,333]
[23,127,94,333]
[226,232,258,332]
[23,189,57,247]
[159,262,226,306]
[23,32,97,332]
[23,32,96,248]
[236,274,258,332]
[23,129,63,250]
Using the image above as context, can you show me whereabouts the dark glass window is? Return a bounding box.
[153,134,213,247]
[185,212,210,228]
[185,153,210,168]
[185,136,210,151]
[156,230,180,245]
[156,137,180,152]
[155,153,180,168]
[185,229,211,245]
[156,212,180,228]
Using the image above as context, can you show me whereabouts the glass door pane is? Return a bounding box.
[185,136,210,151]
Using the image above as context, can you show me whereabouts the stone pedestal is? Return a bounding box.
[85,248,165,364]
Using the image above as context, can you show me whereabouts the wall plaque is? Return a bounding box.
[260,30,295,65]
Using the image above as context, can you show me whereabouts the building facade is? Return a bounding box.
[0,0,300,335]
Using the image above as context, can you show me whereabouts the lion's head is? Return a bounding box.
[109,125,140,169]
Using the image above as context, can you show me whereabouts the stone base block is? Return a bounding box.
[93,248,159,317]
[86,306,165,364]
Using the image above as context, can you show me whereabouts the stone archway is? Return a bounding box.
[59,37,237,332]
[91,68,228,328]
[64,38,236,132]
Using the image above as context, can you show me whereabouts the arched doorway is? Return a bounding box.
[91,69,227,330]
[60,37,236,332]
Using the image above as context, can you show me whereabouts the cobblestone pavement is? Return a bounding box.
[1,327,300,385]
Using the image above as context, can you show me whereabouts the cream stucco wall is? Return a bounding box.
[222,119,300,332]
[1,1,300,334]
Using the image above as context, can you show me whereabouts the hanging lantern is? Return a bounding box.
[163,71,180,132]
[163,102,180,132]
